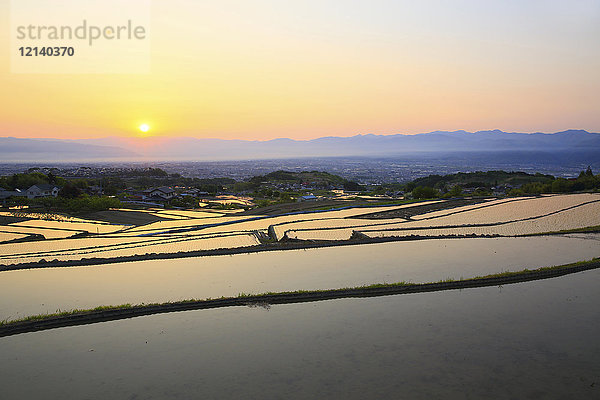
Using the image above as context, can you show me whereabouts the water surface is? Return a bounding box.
[1,269,598,399]
[1,234,598,320]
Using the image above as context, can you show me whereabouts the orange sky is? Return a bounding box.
[1,0,600,140]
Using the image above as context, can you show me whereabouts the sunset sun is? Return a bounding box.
[139,124,150,133]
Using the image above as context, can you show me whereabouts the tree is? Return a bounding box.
[447,185,463,197]
[343,181,362,191]
[412,186,439,199]
[59,184,82,198]
[404,182,416,192]
[1,172,48,190]
[551,178,570,193]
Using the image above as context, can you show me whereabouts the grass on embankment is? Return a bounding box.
[0,304,136,326]
[1,257,599,333]
[522,225,600,236]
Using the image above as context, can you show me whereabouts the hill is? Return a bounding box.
[250,170,347,186]
[411,170,555,189]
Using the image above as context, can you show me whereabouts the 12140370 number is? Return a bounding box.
[19,47,75,56]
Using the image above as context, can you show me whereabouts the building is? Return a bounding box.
[297,194,317,202]
[0,188,27,206]
[0,188,26,198]
[26,184,60,199]
[142,186,176,201]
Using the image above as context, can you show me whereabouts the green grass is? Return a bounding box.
[0,304,133,326]
[2,257,598,328]
[468,257,599,280]
[522,225,600,236]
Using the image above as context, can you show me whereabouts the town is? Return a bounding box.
[1,165,598,216]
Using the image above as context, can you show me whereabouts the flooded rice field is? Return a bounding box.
[1,234,598,321]
[0,200,453,262]
[364,202,600,238]
[271,217,407,241]
[119,215,262,234]
[0,211,97,222]
[290,201,600,240]
[1,194,599,398]
[0,233,260,265]
[151,209,226,219]
[1,194,599,319]
[1,268,598,399]
[10,219,129,234]
[283,194,600,240]
[401,193,600,227]
[1,194,599,269]
[409,197,525,220]
[0,232,27,243]
[0,225,86,239]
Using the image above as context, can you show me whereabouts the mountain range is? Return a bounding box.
[1,129,599,162]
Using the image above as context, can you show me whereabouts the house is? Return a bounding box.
[142,186,176,200]
[0,188,26,198]
[0,188,27,206]
[26,184,60,199]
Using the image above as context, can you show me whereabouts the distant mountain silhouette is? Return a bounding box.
[1,130,599,161]
[0,137,137,161]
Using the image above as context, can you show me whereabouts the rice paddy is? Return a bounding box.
[2,235,598,322]
[10,220,129,234]
[0,232,28,243]
[1,194,598,266]
[283,194,600,241]
[0,225,85,239]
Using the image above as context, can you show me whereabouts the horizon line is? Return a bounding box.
[1,128,596,142]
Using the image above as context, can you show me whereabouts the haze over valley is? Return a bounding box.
[2,129,599,162]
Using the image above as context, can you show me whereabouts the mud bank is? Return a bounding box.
[1,258,598,337]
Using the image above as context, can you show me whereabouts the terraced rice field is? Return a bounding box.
[0,236,172,262]
[0,208,257,263]
[1,195,598,265]
[0,225,86,239]
[409,197,526,220]
[0,211,94,222]
[116,203,435,238]
[10,220,129,234]
[0,232,28,243]
[116,217,246,235]
[1,194,598,400]
[0,233,260,265]
[283,194,600,241]
[403,194,599,227]
[151,210,225,219]
[360,201,600,238]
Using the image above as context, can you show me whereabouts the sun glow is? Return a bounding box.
[139,124,150,133]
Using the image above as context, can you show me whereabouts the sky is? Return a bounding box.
[1,0,600,140]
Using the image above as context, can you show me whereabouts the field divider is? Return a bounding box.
[2,231,598,271]
[1,258,598,337]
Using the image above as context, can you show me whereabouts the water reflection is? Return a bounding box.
[0,269,598,399]
[0,234,598,320]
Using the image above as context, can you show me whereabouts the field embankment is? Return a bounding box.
[1,258,598,337]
